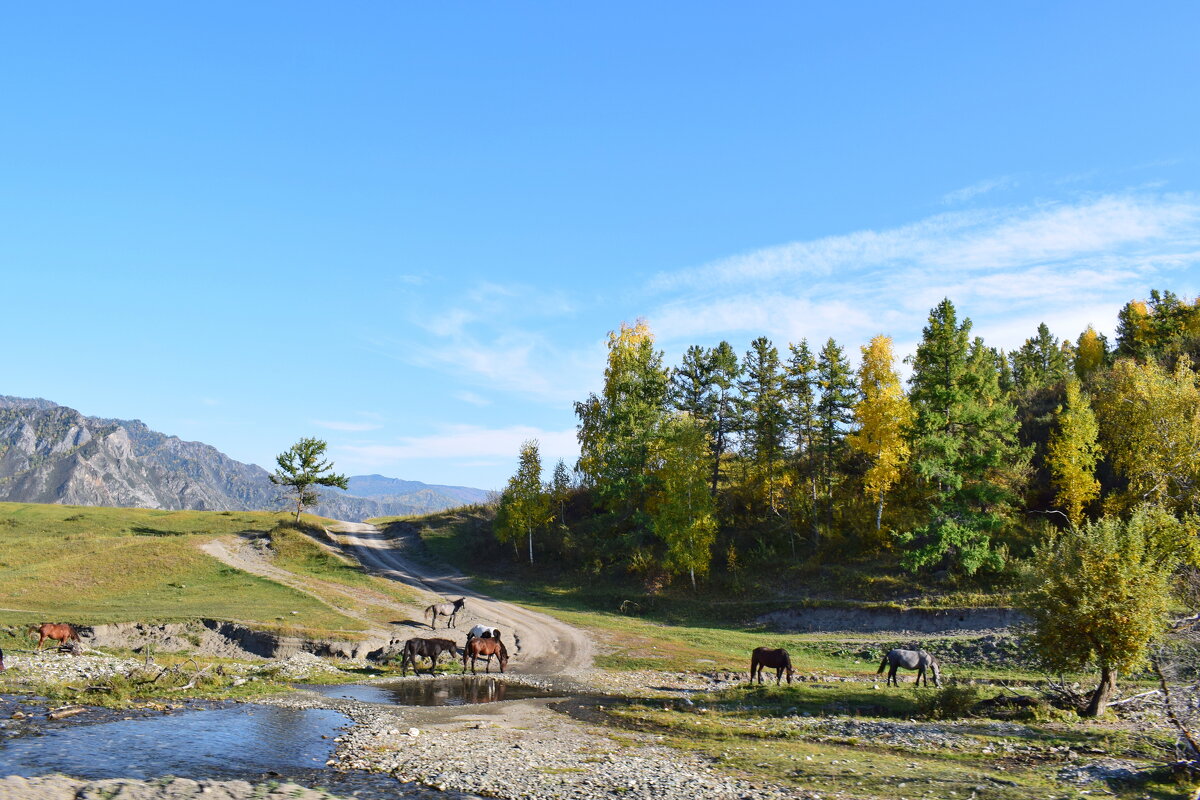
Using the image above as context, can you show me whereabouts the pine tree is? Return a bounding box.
[738,337,787,515]
[847,336,913,531]
[1011,323,1068,393]
[669,345,715,420]
[814,337,857,537]
[270,437,349,523]
[1047,379,1101,526]
[899,299,1026,574]
[785,340,820,543]
[647,415,718,590]
[707,342,742,495]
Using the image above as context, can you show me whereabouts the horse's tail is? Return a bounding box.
[423,605,434,622]
[68,625,80,642]
[877,656,888,675]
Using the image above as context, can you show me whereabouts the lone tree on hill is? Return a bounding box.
[271,437,348,522]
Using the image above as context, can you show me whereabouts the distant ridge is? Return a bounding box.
[0,395,488,521]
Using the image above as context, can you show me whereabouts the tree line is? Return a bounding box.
[493,289,1200,587]
[491,289,1200,719]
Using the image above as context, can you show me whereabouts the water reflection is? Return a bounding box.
[309,677,557,706]
[0,706,343,780]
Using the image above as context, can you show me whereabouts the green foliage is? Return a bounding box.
[899,300,1027,574]
[495,439,550,562]
[575,320,669,530]
[916,684,983,720]
[1022,506,1194,716]
[1010,322,1069,393]
[647,415,718,589]
[738,336,787,514]
[270,437,348,522]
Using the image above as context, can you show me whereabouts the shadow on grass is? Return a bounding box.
[129,526,190,537]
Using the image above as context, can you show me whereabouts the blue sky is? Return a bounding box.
[2,3,1198,490]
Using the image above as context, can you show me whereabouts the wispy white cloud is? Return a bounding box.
[645,192,1200,355]
[337,425,578,463]
[312,419,384,432]
[372,280,599,407]
[454,390,492,407]
[942,176,1017,205]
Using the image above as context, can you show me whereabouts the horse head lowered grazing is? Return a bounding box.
[399,637,459,676]
[750,647,793,685]
[29,623,80,651]
[463,636,508,674]
[878,648,941,687]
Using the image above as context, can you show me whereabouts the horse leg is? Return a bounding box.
[775,666,782,685]
[887,664,898,687]
[36,633,45,651]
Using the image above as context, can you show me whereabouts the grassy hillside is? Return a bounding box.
[373,509,1046,681]
[0,503,391,636]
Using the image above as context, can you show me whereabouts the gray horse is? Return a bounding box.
[878,648,941,687]
[423,597,466,629]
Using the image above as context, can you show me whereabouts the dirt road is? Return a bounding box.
[326,521,594,678]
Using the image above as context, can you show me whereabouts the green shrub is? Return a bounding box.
[917,685,981,720]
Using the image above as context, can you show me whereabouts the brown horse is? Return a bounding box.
[30,623,80,651]
[463,636,508,674]
[750,646,793,685]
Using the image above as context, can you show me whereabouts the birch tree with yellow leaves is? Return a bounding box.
[848,336,913,532]
[1047,378,1101,526]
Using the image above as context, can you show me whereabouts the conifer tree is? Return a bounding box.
[899,299,1026,574]
[1011,323,1068,393]
[707,341,742,495]
[647,415,718,590]
[738,337,787,514]
[785,340,820,542]
[669,345,715,420]
[1047,379,1101,526]
[848,336,913,531]
[270,437,349,523]
[814,338,857,536]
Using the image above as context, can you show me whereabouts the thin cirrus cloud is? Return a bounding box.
[311,419,384,432]
[942,176,1017,205]
[337,425,579,465]
[646,192,1200,353]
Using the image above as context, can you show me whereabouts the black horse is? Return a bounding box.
[750,646,794,685]
[399,637,460,676]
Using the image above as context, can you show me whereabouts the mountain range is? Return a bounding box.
[0,396,490,521]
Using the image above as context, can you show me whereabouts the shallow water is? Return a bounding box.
[308,676,559,706]
[0,705,345,780]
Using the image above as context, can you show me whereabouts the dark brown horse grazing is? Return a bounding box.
[399,637,459,676]
[750,646,793,685]
[463,636,508,674]
[30,623,80,651]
